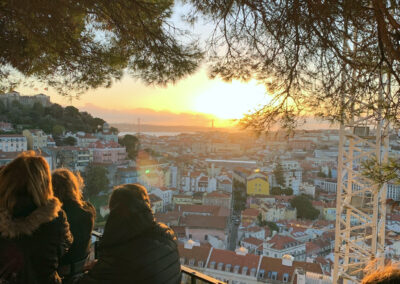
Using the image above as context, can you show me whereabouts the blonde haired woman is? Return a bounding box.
[0,152,72,284]
[52,169,95,282]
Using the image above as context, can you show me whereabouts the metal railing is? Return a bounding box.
[181,265,226,284]
[92,231,226,284]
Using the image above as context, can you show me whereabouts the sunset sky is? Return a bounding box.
[12,4,273,129]
[18,67,270,128]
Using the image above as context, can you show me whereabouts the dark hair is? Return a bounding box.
[110,183,152,215]
[361,265,400,284]
[108,183,154,230]
[52,168,84,207]
[100,183,175,248]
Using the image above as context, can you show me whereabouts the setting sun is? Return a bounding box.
[192,80,269,120]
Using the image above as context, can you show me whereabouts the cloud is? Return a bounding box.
[81,103,218,127]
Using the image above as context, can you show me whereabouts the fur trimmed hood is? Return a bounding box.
[0,197,62,238]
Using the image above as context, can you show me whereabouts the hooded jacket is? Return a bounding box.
[78,205,181,284]
[0,197,73,284]
[60,200,95,266]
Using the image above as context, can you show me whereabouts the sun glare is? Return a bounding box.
[192,80,269,120]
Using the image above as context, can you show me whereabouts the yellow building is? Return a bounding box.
[246,172,270,196]
[22,129,48,150]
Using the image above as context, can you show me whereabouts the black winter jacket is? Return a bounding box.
[60,200,95,266]
[0,197,73,284]
[78,208,181,284]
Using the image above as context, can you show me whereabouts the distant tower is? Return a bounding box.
[137,118,141,152]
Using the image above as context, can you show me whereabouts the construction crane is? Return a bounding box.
[332,87,390,282]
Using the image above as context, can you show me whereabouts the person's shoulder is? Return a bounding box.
[44,208,69,233]
[152,222,177,243]
[82,201,96,216]
[52,208,69,224]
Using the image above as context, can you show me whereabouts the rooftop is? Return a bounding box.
[267,234,300,250]
[179,215,227,230]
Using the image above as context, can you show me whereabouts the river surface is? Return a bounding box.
[119,131,195,137]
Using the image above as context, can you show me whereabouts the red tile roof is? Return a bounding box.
[155,211,181,224]
[178,243,211,265]
[208,248,260,276]
[177,204,222,216]
[0,134,24,137]
[205,192,230,198]
[149,194,162,203]
[259,256,323,282]
[243,226,263,233]
[199,176,208,182]
[242,208,260,217]
[242,237,264,246]
[180,215,227,230]
[306,242,321,254]
[267,235,299,250]
[89,140,122,149]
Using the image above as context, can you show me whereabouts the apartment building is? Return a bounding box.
[23,129,48,150]
[0,134,27,152]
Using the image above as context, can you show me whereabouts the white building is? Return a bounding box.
[387,183,400,201]
[151,187,173,211]
[0,135,27,152]
[263,234,306,261]
[299,182,316,198]
[179,242,326,284]
[273,160,302,194]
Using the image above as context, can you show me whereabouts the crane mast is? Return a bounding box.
[333,114,389,283]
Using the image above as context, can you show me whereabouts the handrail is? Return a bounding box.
[92,232,226,284]
[181,265,226,284]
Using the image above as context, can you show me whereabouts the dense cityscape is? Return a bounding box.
[2,92,400,283]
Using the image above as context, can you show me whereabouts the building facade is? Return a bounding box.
[0,135,27,152]
[23,129,48,150]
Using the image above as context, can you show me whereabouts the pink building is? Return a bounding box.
[179,215,228,245]
[89,141,127,164]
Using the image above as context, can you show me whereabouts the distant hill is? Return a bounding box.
[0,100,106,135]
[112,123,230,133]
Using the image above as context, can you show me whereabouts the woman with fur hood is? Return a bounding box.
[78,183,181,284]
[0,152,73,284]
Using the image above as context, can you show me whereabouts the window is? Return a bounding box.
[267,271,272,278]
[283,273,289,282]
[189,258,195,266]
[271,272,278,280]
[217,262,224,270]
[250,268,256,277]
[210,261,216,269]
[225,264,232,272]
[242,266,248,275]
[259,269,265,279]
[204,234,208,240]
[189,234,192,239]
[198,261,204,268]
